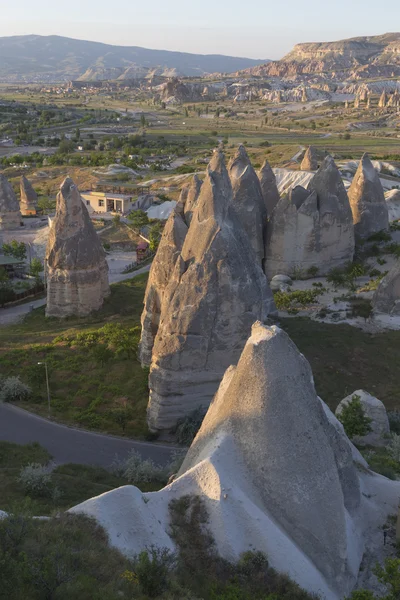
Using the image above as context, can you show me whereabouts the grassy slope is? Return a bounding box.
[0,274,150,438]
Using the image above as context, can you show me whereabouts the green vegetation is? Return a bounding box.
[337,394,372,438]
[348,558,400,599]
[1,240,26,261]
[274,289,322,311]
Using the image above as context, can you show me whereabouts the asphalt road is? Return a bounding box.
[0,403,178,468]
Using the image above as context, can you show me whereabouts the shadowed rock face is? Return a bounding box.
[147,151,276,431]
[20,175,38,216]
[45,177,110,317]
[300,146,319,171]
[139,208,188,366]
[228,145,266,264]
[183,174,202,226]
[348,153,389,241]
[373,262,400,315]
[0,174,21,230]
[180,322,362,598]
[258,159,280,215]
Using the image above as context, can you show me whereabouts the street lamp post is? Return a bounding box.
[38,361,51,417]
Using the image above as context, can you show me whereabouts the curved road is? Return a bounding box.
[0,403,178,468]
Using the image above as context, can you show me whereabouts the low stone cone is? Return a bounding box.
[348,153,389,241]
[300,146,319,171]
[258,158,280,215]
[20,175,38,216]
[45,177,110,317]
[0,174,21,230]
[373,262,400,315]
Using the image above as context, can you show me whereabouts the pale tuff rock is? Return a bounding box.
[228,145,266,264]
[20,175,38,216]
[385,188,400,222]
[372,261,400,315]
[71,322,400,600]
[300,146,319,171]
[0,174,21,230]
[354,95,360,109]
[348,153,389,241]
[336,390,390,447]
[45,177,110,318]
[147,150,276,431]
[258,159,280,215]
[182,174,202,226]
[378,90,387,108]
[139,208,188,366]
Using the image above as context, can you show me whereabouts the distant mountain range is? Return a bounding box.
[0,35,267,82]
[244,32,400,79]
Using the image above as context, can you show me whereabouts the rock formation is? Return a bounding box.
[372,261,400,315]
[0,174,21,230]
[336,390,390,447]
[181,174,202,226]
[71,322,400,600]
[20,175,38,216]
[378,90,387,108]
[147,150,276,431]
[258,159,280,215]
[139,206,188,366]
[228,145,266,264]
[265,157,355,277]
[45,177,110,318]
[300,146,319,171]
[348,153,389,241]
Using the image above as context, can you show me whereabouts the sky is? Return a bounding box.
[0,0,398,59]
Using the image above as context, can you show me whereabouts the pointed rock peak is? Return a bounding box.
[289,185,311,209]
[228,144,252,174]
[183,174,203,226]
[259,157,274,177]
[20,175,38,214]
[258,158,280,215]
[301,146,319,171]
[196,150,232,224]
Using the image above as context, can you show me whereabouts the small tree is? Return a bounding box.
[29,258,43,284]
[2,240,27,261]
[149,222,162,253]
[112,214,121,226]
[338,394,372,439]
[128,210,149,230]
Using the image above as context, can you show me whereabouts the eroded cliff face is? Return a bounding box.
[45,177,109,318]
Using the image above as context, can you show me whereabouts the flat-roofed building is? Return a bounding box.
[81,191,136,214]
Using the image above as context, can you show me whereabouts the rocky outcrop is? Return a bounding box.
[45,177,110,318]
[147,150,276,431]
[336,390,390,447]
[265,157,355,277]
[348,153,389,241]
[258,159,280,215]
[20,176,38,216]
[228,145,266,264]
[372,262,400,315]
[300,146,319,171]
[0,174,21,230]
[379,90,388,108]
[139,207,188,366]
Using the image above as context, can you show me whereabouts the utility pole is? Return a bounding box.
[38,361,51,417]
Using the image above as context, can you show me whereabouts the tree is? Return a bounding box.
[149,222,162,253]
[111,406,133,433]
[128,210,149,230]
[338,395,372,439]
[29,258,43,283]
[2,240,27,261]
[140,113,146,127]
[0,267,14,307]
[112,214,121,226]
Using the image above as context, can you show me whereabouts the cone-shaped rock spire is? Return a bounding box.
[147,150,276,431]
[228,145,266,264]
[45,177,110,317]
[300,146,319,171]
[258,158,280,215]
[348,153,389,241]
[139,207,188,366]
[20,175,38,216]
[0,174,21,230]
[182,174,202,226]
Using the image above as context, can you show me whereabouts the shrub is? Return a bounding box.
[306,266,319,278]
[18,463,52,497]
[133,547,176,597]
[368,230,392,243]
[388,434,400,462]
[348,298,373,321]
[0,377,31,403]
[338,394,372,439]
[172,407,206,445]
[273,289,322,310]
[112,449,165,483]
[388,411,400,434]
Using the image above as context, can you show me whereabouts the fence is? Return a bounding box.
[0,283,45,308]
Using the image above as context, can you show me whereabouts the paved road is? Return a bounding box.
[0,403,177,468]
[0,264,151,326]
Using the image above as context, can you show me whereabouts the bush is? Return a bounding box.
[0,376,31,403]
[306,266,319,278]
[338,394,372,439]
[273,289,322,310]
[133,547,176,597]
[18,463,51,497]
[112,449,165,483]
[368,230,392,243]
[348,298,373,321]
[172,407,206,445]
[388,434,400,462]
[388,411,400,434]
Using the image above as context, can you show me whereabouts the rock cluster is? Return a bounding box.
[372,261,400,315]
[348,154,389,241]
[336,389,390,447]
[0,174,21,230]
[258,158,280,215]
[228,145,266,264]
[45,177,110,318]
[378,90,388,108]
[20,175,38,216]
[300,146,319,171]
[146,150,276,431]
[265,156,355,277]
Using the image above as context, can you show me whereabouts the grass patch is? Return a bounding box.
[0,275,150,438]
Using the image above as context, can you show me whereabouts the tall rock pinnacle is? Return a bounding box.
[348,153,389,241]
[0,174,21,230]
[147,150,276,431]
[258,158,280,215]
[300,146,319,171]
[20,175,38,216]
[45,177,110,317]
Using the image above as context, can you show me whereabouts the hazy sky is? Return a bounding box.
[0,0,398,59]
